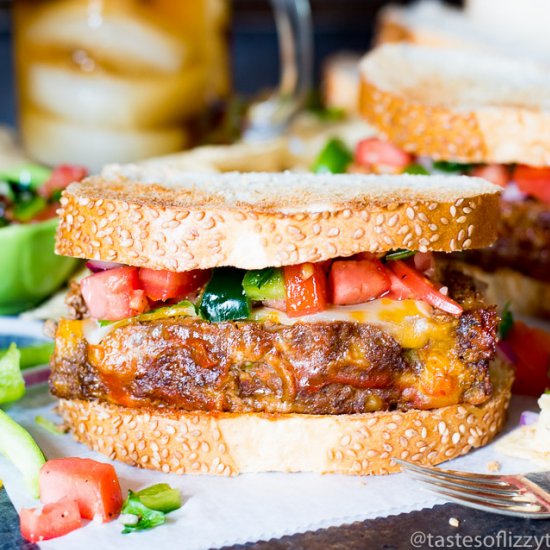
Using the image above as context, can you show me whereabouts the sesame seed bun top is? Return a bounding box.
[55,169,500,271]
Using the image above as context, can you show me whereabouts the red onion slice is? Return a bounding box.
[496,340,517,364]
[502,182,526,202]
[262,299,287,311]
[86,260,123,273]
[520,411,539,427]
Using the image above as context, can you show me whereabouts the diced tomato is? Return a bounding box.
[351,252,379,261]
[39,165,88,199]
[386,268,413,300]
[388,261,463,316]
[30,203,59,222]
[81,266,149,321]
[329,259,391,305]
[471,164,509,188]
[284,263,328,317]
[355,138,412,172]
[505,321,550,396]
[139,268,211,302]
[40,458,123,522]
[20,499,81,542]
[317,259,333,273]
[513,165,550,205]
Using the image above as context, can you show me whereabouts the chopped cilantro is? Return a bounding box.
[384,249,416,262]
[498,302,514,340]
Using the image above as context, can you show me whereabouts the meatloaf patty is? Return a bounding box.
[50,269,498,415]
[462,198,550,282]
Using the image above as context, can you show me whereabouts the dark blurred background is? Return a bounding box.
[0,0,462,127]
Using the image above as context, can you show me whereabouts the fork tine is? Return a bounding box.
[412,475,539,506]
[426,485,544,515]
[407,470,525,497]
[397,459,512,487]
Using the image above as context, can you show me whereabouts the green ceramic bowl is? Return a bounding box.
[0,218,79,315]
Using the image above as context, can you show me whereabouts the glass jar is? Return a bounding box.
[13,0,230,171]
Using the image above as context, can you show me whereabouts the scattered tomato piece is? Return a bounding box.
[284,263,328,317]
[39,458,123,522]
[139,268,211,302]
[514,165,550,205]
[81,266,149,321]
[505,321,550,396]
[329,259,391,305]
[355,138,412,172]
[385,268,413,300]
[388,261,463,316]
[39,165,87,199]
[20,499,81,542]
[471,164,509,188]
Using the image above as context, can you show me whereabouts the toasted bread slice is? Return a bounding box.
[56,170,500,271]
[359,43,550,166]
[377,1,550,65]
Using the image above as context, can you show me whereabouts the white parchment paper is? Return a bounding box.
[0,386,539,550]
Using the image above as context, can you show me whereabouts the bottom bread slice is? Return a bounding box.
[58,359,513,476]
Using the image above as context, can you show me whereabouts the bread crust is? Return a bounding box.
[57,359,512,476]
[359,44,550,166]
[56,172,499,271]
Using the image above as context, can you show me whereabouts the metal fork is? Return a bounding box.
[397,459,550,519]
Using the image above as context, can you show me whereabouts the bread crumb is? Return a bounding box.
[449,517,460,528]
[487,460,501,472]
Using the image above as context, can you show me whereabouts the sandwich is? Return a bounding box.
[357,43,550,318]
[377,0,550,66]
[50,167,512,475]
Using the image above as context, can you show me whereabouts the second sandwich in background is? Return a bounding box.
[359,43,550,318]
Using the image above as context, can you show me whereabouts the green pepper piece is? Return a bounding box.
[200,268,250,322]
[0,165,51,191]
[242,268,285,301]
[0,409,46,498]
[13,196,47,223]
[120,490,166,534]
[16,342,55,369]
[35,415,66,435]
[136,483,181,513]
[384,249,416,262]
[0,343,25,404]
[312,138,353,174]
[432,161,473,174]
[404,164,430,175]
